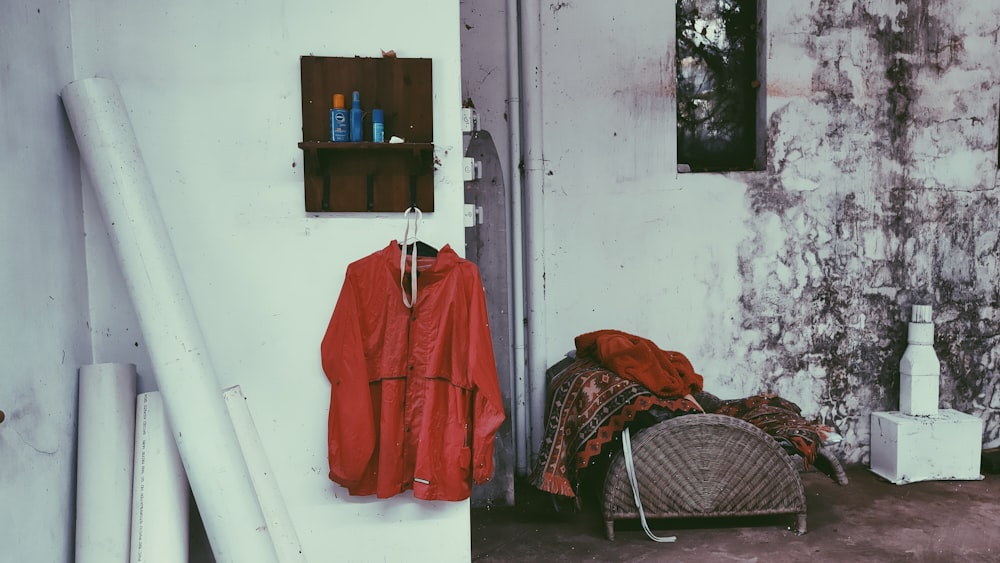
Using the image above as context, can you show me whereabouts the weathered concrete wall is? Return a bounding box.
[756,0,1000,462]
[510,0,1000,465]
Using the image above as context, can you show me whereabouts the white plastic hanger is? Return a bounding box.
[399,207,421,308]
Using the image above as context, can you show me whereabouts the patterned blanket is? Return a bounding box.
[528,358,700,497]
[529,359,836,498]
[714,393,834,467]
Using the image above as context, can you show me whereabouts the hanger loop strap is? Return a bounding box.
[400,207,421,308]
[623,427,677,543]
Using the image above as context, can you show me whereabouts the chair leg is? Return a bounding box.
[796,512,807,535]
[605,520,615,541]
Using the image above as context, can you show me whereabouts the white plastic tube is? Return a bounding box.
[520,0,549,469]
[223,386,307,563]
[75,362,137,563]
[506,0,529,477]
[61,77,279,563]
[130,392,189,563]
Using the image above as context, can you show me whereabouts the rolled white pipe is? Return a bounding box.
[505,0,529,476]
[76,362,137,563]
[223,386,307,563]
[61,77,279,563]
[130,392,189,563]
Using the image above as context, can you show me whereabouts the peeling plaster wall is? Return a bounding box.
[529,0,1000,464]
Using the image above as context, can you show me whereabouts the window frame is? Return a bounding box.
[675,0,767,174]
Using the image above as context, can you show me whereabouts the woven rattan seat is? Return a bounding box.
[601,413,807,540]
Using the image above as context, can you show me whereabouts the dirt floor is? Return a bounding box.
[471,465,1000,563]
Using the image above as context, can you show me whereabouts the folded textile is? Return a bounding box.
[529,357,700,498]
[531,335,838,498]
[713,393,835,467]
[575,329,703,398]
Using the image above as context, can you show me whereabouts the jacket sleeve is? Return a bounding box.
[320,271,375,486]
[467,268,506,484]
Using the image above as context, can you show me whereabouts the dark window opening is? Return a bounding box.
[676,0,759,172]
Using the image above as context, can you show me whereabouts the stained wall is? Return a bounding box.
[746,0,1000,460]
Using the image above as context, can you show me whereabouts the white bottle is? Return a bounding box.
[899,304,940,416]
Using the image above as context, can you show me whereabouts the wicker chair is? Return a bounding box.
[601,413,807,540]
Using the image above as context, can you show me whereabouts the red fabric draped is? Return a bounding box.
[575,329,703,398]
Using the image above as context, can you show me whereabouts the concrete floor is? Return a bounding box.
[471,465,999,563]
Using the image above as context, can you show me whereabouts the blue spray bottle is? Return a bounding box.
[349,91,363,142]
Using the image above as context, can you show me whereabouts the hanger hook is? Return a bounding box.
[403,207,422,243]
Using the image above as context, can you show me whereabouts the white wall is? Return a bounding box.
[0,2,91,562]
[536,1,754,395]
[72,0,471,561]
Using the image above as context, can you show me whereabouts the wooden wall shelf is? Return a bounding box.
[299,56,434,212]
[298,141,434,152]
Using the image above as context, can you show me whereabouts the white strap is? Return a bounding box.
[400,207,420,308]
[622,427,677,543]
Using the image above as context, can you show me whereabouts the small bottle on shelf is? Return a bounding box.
[372,109,384,143]
[349,91,363,142]
[330,94,348,142]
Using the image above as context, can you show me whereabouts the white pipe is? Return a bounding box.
[75,362,136,563]
[61,77,279,563]
[519,0,549,468]
[223,386,307,563]
[506,0,529,476]
[130,392,189,563]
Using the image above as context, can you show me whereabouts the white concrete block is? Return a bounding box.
[899,374,939,416]
[870,409,983,484]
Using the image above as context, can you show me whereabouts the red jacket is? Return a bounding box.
[321,241,505,501]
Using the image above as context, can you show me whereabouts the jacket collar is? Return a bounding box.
[385,240,459,281]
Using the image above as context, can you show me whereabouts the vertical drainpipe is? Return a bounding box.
[519,0,548,471]
[505,0,529,475]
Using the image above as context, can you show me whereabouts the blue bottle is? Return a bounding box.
[330,94,348,142]
[349,91,363,142]
[372,108,384,143]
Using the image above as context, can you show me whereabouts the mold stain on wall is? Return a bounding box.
[737,0,1000,463]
